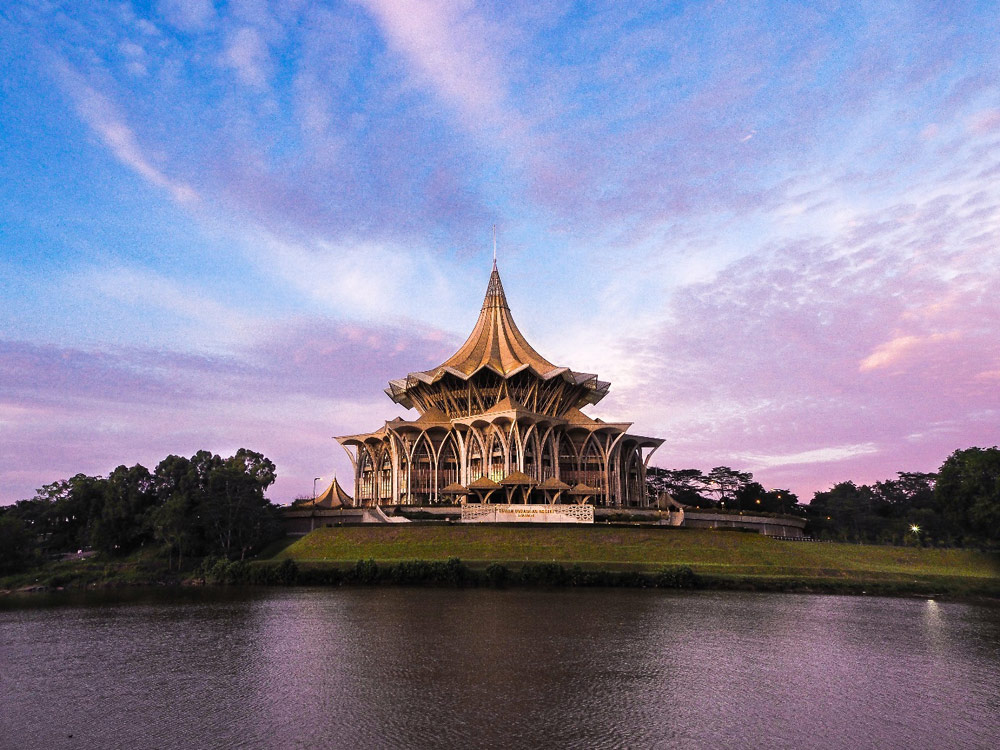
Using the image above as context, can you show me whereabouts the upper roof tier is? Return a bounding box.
[439,263,556,376]
[384,263,610,414]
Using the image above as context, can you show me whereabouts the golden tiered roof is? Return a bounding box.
[437,264,557,377]
[385,263,610,412]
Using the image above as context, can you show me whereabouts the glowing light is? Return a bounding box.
[910,524,921,533]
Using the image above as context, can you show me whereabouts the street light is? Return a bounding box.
[314,477,321,504]
[910,524,920,534]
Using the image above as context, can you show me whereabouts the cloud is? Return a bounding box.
[55,63,198,203]
[357,0,506,126]
[7,2,1000,507]
[79,266,261,351]
[600,181,1000,495]
[858,332,957,372]
[0,317,456,504]
[738,444,880,471]
[157,0,216,32]
[221,26,271,90]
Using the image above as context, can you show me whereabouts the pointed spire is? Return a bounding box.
[492,223,497,268]
[482,262,509,310]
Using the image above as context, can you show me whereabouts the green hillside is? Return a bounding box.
[275,525,999,594]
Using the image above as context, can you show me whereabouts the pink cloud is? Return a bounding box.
[0,319,457,505]
[599,189,1000,498]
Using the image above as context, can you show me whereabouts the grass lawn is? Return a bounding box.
[275,525,999,591]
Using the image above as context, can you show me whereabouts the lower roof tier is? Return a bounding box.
[385,367,609,419]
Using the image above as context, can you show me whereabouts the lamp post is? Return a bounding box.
[313,477,321,503]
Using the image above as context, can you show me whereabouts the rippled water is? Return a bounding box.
[1,588,998,749]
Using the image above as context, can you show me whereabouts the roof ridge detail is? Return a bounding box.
[483,265,509,310]
[436,264,558,377]
[383,263,612,413]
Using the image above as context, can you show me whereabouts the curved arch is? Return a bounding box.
[409,432,435,504]
[521,428,540,481]
[558,429,586,486]
[377,447,393,504]
[580,433,606,499]
[538,424,560,481]
[436,431,461,500]
[356,444,375,505]
[622,442,644,508]
[465,426,487,485]
[485,426,507,483]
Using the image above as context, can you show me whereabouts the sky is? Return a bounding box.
[1,0,999,505]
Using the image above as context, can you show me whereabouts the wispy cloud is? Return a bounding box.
[859,332,958,373]
[221,26,272,90]
[738,444,880,471]
[5,2,1000,505]
[357,0,505,125]
[157,0,216,32]
[54,63,199,204]
[0,315,455,502]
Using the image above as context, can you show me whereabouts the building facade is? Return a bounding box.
[336,263,663,507]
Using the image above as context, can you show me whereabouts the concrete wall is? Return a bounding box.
[682,511,807,537]
[281,508,367,535]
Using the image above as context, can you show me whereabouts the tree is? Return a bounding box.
[733,483,799,514]
[202,449,279,560]
[808,482,879,542]
[89,464,157,555]
[152,454,205,568]
[30,474,107,554]
[0,513,35,573]
[152,449,280,564]
[935,447,1000,546]
[705,466,753,507]
[151,493,200,570]
[646,468,710,505]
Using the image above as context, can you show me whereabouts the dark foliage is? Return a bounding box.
[647,466,801,513]
[806,450,1000,548]
[5,449,283,566]
[0,512,35,574]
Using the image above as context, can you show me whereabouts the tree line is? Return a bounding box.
[0,449,282,574]
[648,446,1000,548]
[646,465,800,514]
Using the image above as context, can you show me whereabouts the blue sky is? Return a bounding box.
[2,0,999,503]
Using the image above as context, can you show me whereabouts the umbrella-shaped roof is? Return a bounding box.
[298,477,354,508]
[499,470,537,485]
[468,476,501,490]
[384,264,609,411]
[537,477,572,491]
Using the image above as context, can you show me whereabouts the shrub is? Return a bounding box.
[275,558,299,585]
[518,562,569,586]
[654,565,700,589]
[484,563,509,587]
[438,557,469,586]
[348,558,380,585]
[387,560,433,585]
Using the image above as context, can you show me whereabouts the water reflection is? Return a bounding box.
[1,590,998,749]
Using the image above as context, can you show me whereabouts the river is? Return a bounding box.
[1,588,998,749]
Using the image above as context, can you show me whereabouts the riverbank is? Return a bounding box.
[3,526,998,600]
[273,525,1000,598]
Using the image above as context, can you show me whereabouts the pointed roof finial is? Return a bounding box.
[492,223,497,267]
